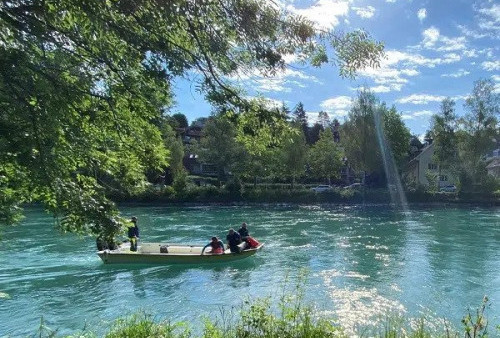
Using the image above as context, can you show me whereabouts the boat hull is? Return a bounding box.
[97,242,263,265]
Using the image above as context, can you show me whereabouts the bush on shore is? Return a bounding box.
[34,289,496,338]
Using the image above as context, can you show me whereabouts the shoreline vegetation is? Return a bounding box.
[109,184,500,207]
[35,288,495,338]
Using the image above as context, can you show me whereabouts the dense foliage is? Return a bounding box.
[341,91,411,184]
[430,79,499,192]
[0,0,384,239]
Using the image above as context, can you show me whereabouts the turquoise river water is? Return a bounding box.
[0,205,499,336]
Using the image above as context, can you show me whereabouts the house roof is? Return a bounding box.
[408,142,434,165]
[486,158,500,169]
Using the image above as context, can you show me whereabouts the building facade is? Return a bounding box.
[404,142,456,188]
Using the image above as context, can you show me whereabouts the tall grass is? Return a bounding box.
[33,291,496,338]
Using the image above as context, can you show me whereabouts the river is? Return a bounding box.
[0,205,499,336]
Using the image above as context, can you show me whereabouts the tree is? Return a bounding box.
[341,92,410,184]
[308,129,344,185]
[292,102,307,125]
[318,111,330,129]
[198,116,244,184]
[458,79,499,191]
[430,98,458,189]
[307,123,324,145]
[277,126,308,187]
[0,0,384,238]
[160,123,185,180]
[171,114,189,129]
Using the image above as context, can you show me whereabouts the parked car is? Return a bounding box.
[343,183,363,189]
[440,185,457,192]
[311,185,333,192]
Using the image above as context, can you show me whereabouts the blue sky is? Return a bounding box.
[172,0,499,136]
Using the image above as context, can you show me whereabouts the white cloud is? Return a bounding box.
[320,96,352,110]
[421,26,467,52]
[355,49,463,93]
[413,110,433,117]
[458,25,488,39]
[229,67,321,93]
[422,27,440,47]
[401,110,433,120]
[320,97,351,111]
[463,49,478,58]
[482,61,500,71]
[370,85,401,93]
[286,0,351,30]
[353,6,375,19]
[458,3,499,40]
[477,3,500,33]
[417,8,427,22]
[385,50,460,68]
[397,94,466,105]
[396,94,446,105]
[441,69,470,78]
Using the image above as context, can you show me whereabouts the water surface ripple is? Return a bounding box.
[0,205,499,336]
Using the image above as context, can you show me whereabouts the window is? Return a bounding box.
[428,163,438,170]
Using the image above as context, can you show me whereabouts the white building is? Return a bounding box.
[485,148,500,178]
[404,142,456,188]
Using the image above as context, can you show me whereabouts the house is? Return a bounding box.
[179,119,219,177]
[404,141,456,188]
[485,148,500,177]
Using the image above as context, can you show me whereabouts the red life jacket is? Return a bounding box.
[246,236,260,248]
[211,241,224,254]
[212,247,224,254]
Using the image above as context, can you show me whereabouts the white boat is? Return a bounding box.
[97,242,263,264]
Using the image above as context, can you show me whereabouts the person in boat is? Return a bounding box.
[238,222,249,240]
[226,228,242,253]
[128,216,140,252]
[201,236,225,255]
[237,223,261,250]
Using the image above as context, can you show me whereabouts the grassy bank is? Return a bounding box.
[35,292,496,338]
[110,185,500,206]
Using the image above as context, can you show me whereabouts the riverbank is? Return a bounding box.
[35,293,493,338]
[110,185,500,206]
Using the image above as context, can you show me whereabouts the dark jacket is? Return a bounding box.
[238,227,249,238]
[128,225,139,238]
[226,232,241,247]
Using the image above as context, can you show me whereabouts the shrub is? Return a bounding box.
[104,313,190,338]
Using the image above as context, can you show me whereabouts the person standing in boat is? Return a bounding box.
[226,228,242,253]
[201,236,225,255]
[128,216,140,252]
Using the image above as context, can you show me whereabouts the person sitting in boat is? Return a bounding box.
[201,236,225,255]
[226,228,242,253]
[237,223,260,249]
[238,222,249,240]
[128,216,139,252]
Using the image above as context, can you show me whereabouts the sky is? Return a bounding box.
[171,0,499,136]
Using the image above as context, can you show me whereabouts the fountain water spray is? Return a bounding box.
[373,108,409,211]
